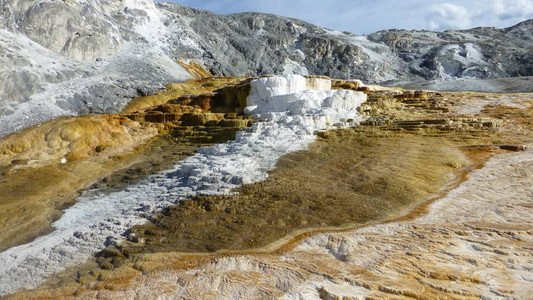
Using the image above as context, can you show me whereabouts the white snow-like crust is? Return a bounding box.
[0,75,366,296]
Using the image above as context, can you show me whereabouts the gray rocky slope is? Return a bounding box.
[0,0,532,137]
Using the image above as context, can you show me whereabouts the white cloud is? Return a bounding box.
[492,0,533,20]
[425,0,533,32]
[426,3,472,31]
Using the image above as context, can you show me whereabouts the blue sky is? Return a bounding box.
[157,0,533,35]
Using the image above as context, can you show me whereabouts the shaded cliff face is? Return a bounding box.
[158,4,405,83]
[0,0,532,138]
[158,3,532,84]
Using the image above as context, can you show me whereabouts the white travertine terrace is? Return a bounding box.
[0,75,367,296]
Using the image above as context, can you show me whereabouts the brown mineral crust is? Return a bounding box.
[92,91,530,264]
[121,77,250,114]
[331,78,362,90]
[175,60,213,79]
[119,133,466,255]
[0,114,160,251]
[55,92,529,299]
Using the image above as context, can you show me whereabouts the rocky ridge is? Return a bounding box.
[1,0,532,137]
[160,5,532,83]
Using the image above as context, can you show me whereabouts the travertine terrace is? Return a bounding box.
[3,75,532,299]
[1,0,532,298]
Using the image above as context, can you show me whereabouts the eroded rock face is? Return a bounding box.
[368,20,533,80]
[161,4,532,83]
[1,0,158,60]
[157,6,402,82]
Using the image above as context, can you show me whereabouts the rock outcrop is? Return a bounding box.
[1,0,166,60]
[0,0,193,137]
[368,20,533,81]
